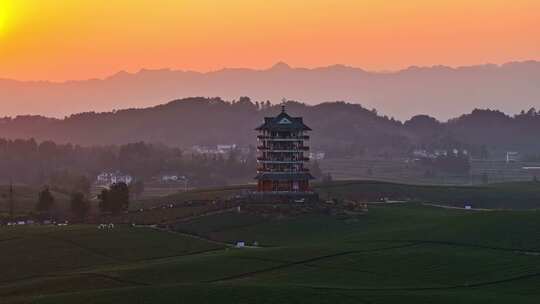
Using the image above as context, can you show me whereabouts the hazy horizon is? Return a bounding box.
[2,60,539,83]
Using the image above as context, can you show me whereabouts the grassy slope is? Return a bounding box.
[1,203,539,303]
[137,180,540,210]
[133,185,255,210]
[0,225,223,301]
[315,180,540,209]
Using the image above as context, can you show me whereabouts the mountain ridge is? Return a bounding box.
[4,60,538,84]
[1,60,539,120]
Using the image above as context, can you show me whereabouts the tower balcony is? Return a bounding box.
[257,135,310,141]
[257,168,311,173]
[257,146,310,152]
[257,156,309,161]
[256,159,306,163]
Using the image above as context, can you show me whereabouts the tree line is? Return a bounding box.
[0,138,257,189]
[2,97,540,159]
[33,182,130,222]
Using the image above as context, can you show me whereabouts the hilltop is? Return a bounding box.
[2,98,540,155]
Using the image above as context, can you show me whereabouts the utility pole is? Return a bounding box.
[9,179,14,220]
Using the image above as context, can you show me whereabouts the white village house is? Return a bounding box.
[192,144,238,155]
[96,171,133,186]
[159,173,188,183]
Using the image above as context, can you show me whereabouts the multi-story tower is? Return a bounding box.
[255,106,313,193]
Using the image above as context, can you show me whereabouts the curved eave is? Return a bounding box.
[255,125,312,131]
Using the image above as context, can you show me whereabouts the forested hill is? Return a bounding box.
[1,97,540,156]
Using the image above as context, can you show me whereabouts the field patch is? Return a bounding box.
[2,202,540,303]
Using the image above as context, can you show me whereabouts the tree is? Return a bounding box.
[73,176,91,195]
[70,192,90,221]
[98,182,129,215]
[130,180,145,199]
[36,187,55,214]
[310,161,322,179]
[322,173,333,183]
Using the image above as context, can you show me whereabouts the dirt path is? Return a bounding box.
[422,203,496,211]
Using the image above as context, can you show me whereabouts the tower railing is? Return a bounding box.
[257,135,310,140]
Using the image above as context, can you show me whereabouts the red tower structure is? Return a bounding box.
[255,106,314,193]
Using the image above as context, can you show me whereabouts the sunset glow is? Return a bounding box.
[0,0,539,81]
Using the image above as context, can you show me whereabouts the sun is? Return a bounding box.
[0,0,12,35]
[0,4,6,34]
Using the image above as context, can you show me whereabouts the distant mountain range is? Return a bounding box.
[1,61,540,120]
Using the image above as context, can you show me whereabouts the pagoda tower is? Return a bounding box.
[255,106,314,193]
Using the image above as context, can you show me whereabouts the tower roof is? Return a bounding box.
[255,107,311,131]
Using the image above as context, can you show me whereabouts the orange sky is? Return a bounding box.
[0,0,539,81]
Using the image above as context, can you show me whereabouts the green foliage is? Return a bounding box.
[98,182,130,215]
[5,99,540,168]
[0,137,255,188]
[48,171,91,194]
[73,175,91,194]
[70,192,89,221]
[36,187,54,214]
